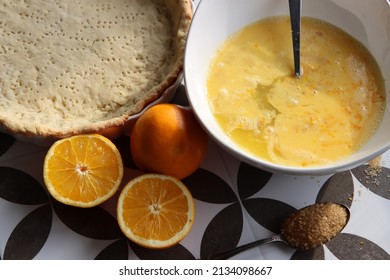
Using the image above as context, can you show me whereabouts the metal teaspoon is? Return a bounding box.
[289,0,302,77]
[206,202,350,260]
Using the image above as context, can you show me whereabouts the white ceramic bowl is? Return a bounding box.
[184,0,390,175]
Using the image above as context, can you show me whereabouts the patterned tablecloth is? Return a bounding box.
[1,0,390,261]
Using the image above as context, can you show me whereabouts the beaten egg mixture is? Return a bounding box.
[207,16,385,167]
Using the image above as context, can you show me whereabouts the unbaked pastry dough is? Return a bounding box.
[0,0,192,137]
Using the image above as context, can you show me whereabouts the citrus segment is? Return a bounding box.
[43,134,123,208]
[117,174,195,249]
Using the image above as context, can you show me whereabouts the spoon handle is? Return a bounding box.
[289,0,302,77]
[206,235,285,260]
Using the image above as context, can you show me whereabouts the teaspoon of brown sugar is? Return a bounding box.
[206,202,350,260]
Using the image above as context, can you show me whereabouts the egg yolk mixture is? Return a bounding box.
[207,16,385,167]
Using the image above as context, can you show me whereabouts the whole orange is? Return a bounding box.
[130,104,208,179]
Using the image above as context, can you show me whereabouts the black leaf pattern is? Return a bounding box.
[170,84,190,107]
[95,238,129,260]
[290,247,325,260]
[351,165,390,200]
[130,241,195,260]
[242,198,296,233]
[0,132,15,157]
[200,202,243,259]
[0,167,49,205]
[112,136,138,169]
[326,233,390,260]
[316,171,354,208]
[183,168,238,204]
[4,204,52,260]
[53,202,123,240]
[237,162,273,200]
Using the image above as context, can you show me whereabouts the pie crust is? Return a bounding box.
[0,0,192,140]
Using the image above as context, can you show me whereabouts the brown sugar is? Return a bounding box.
[364,156,382,186]
[281,203,349,250]
[367,156,382,175]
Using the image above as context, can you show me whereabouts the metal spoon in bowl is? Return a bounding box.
[206,202,350,260]
[289,0,302,77]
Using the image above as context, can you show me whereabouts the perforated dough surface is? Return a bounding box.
[0,0,186,136]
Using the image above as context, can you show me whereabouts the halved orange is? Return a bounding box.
[43,134,123,208]
[117,173,195,249]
